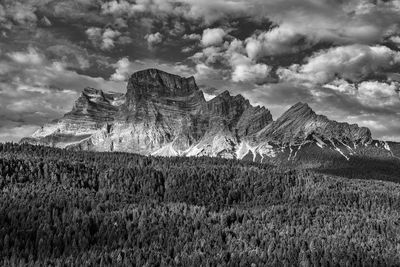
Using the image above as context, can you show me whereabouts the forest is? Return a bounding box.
[0,143,400,266]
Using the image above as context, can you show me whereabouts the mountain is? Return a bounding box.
[257,102,371,145]
[22,68,399,164]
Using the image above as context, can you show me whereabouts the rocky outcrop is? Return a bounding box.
[206,90,272,138]
[66,87,124,122]
[21,88,125,148]
[23,68,384,162]
[121,69,205,121]
[257,102,372,145]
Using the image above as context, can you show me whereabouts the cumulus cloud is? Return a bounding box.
[245,26,312,59]
[323,79,356,95]
[229,52,271,83]
[101,0,146,16]
[191,37,272,83]
[194,63,224,81]
[201,28,227,47]
[357,81,400,107]
[100,0,248,25]
[110,57,132,81]
[102,28,122,50]
[324,79,400,107]
[390,36,400,47]
[253,0,400,46]
[183,33,201,41]
[86,27,122,50]
[232,63,271,83]
[278,45,400,84]
[144,32,163,48]
[86,27,103,45]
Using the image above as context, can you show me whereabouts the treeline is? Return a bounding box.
[0,143,400,266]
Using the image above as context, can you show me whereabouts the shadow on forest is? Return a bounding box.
[316,156,400,183]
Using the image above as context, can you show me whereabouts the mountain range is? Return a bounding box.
[22,68,400,165]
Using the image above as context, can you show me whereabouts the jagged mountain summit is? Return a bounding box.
[22,68,398,163]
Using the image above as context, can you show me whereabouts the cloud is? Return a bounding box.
[0,125,39,143]
[144,32,163,48]
[278,45,400,84]
[183,33,201,40]
[191,37,272,83]
[181,0,250,25]
[194,63,224,81]
[101,0,146,16]
[323,79,356,95]
[251,0,400,46]
[357,81,400,107]
[232,63,271,83]
[390,36,400,47]
[46,44,91,70]
[201,28,227,47]
[245,26,313,59]
[0,46,129,142]
[86,27,102,42]
[324,79,400,106]
[86,27,122,50]
[7,47,44,65]
[229,51,271,83]
[110,57,132,81]
[99,0,249,26]
[102,28,122,50]
[3,1,37,27]
[0,4,5,23]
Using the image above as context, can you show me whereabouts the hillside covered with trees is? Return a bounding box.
[0,143,400,266]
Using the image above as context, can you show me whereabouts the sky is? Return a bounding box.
[0,0,400,142]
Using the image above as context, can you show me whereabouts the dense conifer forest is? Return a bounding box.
[1,143,400,266]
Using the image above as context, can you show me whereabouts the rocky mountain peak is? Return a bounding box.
[120,68,205,121]
[219,90,231,97]
[205,90,272,138]
[82,87,105,97]
[281,102,315,120]
[207,90,250,117]
[126,68,199,101]
[258,101,372,145]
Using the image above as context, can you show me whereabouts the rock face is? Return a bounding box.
[67,87,124,123]
[23,68,387,162]
[258,102,371,145]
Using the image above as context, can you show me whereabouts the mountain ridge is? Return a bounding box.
[21,68,397,163]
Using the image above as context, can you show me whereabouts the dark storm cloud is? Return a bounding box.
[0,0,400,141]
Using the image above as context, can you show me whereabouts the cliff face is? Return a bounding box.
[23,68,382,161]
[122,69,205,121]
[65,87,124,123]
[206,91,272,138]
